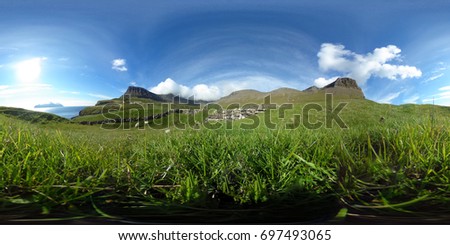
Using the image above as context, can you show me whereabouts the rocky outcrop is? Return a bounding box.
[122,86,164,101]
[121,86,207,104]
[321,77,365,99]
[323,77,361,89]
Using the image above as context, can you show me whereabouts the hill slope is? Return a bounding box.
[215,77,365,106]
[1,95,450,224]
[0,107,68,123]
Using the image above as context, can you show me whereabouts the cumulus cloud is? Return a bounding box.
[315,43,422,86]
[150,78,192,98]
[151,77,277,101]
[112,58,127,72]
[313,76,339,87]
[192,84,221,101]
[149,76,294,101]
[150,78,223,101]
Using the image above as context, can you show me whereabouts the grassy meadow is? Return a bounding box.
[1,98,450,223]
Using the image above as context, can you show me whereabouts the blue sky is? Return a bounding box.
[1,0,450,108]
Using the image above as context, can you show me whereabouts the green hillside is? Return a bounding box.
[216,78,365,106]
[74,97,200,125]
[0,106,68,124]
[1,97,449,223]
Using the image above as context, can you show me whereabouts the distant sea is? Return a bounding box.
[33,106,86,119]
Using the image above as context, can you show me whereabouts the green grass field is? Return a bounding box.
[1,99,449,223]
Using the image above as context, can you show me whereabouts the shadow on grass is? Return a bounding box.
[0,192,341,224]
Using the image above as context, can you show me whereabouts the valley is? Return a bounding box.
[1,78,450,224]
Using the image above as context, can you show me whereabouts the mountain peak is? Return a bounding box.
[120,86,207,104]
[123,86,162,101]
[322,77,364,99]
[323,77,360,89]
[303,85,319,92]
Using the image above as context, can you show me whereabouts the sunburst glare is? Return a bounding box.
[15,57,45,83]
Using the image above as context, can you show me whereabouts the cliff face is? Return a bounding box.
[321,77,365,99]
[120,86,205,104]
[323,77,361,90]
[123,86,163,101]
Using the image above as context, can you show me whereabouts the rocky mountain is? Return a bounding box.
[122,86,164,101]
[323,77,361,89]
[321,77,365,99]
[87,77,364,114]
[120,86,208,104]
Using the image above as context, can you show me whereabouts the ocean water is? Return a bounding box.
[34,106,86,119]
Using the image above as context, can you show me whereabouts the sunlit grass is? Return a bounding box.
[1,99,449,223]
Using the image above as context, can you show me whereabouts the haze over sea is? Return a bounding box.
[34,106,86,119]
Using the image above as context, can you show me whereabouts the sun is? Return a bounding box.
[15,58,44,83]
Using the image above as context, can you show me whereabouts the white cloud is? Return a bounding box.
[130,81,137,86]
[378,90,405,104]
[403,95,420,104]
[87,93,112,100]
[150,78,220,101]
[313,76,339,87]
[437,91,450,97]
[0,83,52,97]
[438,86,450,91]
[150,78,192,98]
[316,43,422,84]
[149,76,292,101]
[0,83,54,109]
[422,86,450,105]
[213,76,292,95]
[422,62,448,84]
[422,94,450,104]
[192,84,221,101]
[60,90,80,95]
[112,58,127,72]
[423,73,444,83]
